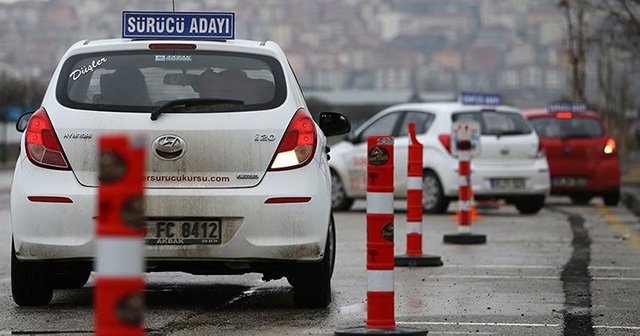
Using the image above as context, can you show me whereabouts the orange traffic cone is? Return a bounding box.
[450,188,483,221]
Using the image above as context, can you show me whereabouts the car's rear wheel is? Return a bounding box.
[291,213,335,308]
[514,195,545,214]
[11,241,54,306]
[570,195,592,205]
[603,190,620,206]
[331,170,354,211]
[423,171,449,214]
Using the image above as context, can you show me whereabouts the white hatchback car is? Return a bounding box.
[11,12,350,307]
[329,97,550,215]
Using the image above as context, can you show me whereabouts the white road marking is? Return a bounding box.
[593,325,640,330]
[399,321,560,327]
[398,321,640,331]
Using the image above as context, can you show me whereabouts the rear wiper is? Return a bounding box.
[150,98,244,121]
[491,131,523,138]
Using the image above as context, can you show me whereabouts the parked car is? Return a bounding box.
[10,11,350,307]
[329,93,550,215]
[524,103,620,205]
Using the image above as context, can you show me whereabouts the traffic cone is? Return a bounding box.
[450,187,482,221]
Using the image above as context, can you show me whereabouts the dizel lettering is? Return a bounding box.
[69,58,107,81]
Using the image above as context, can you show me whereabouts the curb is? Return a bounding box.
[621,186,640,217]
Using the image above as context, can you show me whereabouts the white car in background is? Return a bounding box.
[329,94,550,215]
[11,11,350,308]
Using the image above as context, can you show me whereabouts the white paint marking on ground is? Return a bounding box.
[399,321,561,328]
[591,277,640,281]
[399,321,640,331]
[441,264,640,271]
[589,266,640,270]
[593,325,640,330]
[442,264,559,269]
[339,302,367,314]
[423,332,493,335]
[419,275,559,280]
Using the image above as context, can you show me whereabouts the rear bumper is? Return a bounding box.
[11,157,331,266]
[549,158,620,194]
[443,160,550,197]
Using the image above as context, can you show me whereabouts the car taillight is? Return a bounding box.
[534,140,546,158]
[25,107,70,170]
[268,108,317,171]
[604,138,616,155]
[556,112,573,119]
[438,134,452,154]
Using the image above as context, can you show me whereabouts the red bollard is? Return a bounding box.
[395,123,443,267]
[335,136,426,336]
[444,124,486,245]
[95,135,146,336]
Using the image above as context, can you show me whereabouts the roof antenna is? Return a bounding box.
[172,0,176,12]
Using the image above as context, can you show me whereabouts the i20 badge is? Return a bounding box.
[152,135,186,161]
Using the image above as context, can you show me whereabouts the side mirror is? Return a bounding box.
[16,111,34,133]
[318,112,351,137]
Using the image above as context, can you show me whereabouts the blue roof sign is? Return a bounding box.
[122,11,235,39]
[459,92,502,106]
[547,102,588,112]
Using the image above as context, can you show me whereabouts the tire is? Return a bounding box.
[514,195,545,214]
[570,195,592,205]
[423,171,449,214]
[331,170,354,211]
[11,241,54,306]
[53,268,92,289]
[603,190,620,206]
[291,213,335,308]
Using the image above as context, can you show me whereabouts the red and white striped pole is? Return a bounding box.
[444,124,486,245]
[395,123,442,267]
[336,136,425,335]
[95,135,146,336]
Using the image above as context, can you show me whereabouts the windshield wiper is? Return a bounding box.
[150,98,244,121]
[490,130,523,138]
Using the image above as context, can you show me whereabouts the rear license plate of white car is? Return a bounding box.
[145,220,221,245]
[490,178,525,190]
[552,177,589,187]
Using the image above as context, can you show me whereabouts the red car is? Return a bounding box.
[524,104,620,206]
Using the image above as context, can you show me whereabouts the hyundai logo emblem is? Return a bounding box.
[152,135,186,160]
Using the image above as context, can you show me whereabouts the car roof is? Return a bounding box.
[382,101,522,114]
[63,38,283,56]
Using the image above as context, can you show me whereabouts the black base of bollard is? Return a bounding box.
[443,233,486,245]
[394,254,443,267]
[335,325,428,335]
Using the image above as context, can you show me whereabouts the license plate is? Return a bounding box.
[552,176,589,187]
[490,178,525,190]
[145,219,221,245]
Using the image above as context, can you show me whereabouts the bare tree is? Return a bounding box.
[594,0,640,58]
[558,0,588,102]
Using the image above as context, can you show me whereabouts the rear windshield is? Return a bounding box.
[56,50,286,113]
[452,110,533,136]
[529,116,604,139]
